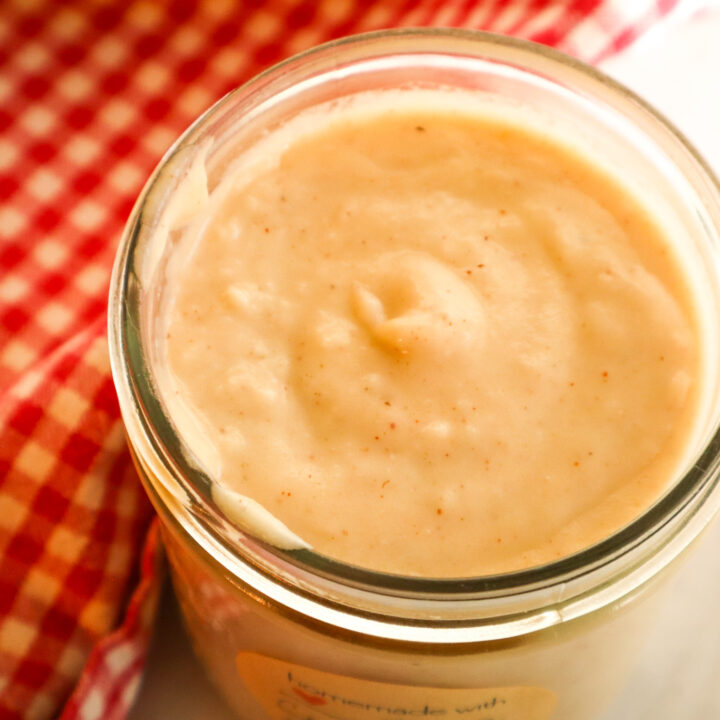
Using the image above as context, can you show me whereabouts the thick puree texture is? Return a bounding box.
[162,95,699,577]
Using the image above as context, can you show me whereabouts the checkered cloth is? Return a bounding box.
[0,1,693,718]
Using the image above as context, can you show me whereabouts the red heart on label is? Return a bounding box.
[293,688,328,706]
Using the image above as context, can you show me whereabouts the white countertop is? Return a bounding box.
[129,8,720,719]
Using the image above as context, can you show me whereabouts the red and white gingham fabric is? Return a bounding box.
[0,1,693,718]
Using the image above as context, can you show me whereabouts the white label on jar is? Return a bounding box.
[236,652,557,720]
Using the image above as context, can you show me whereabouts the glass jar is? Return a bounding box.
[108,29,720,720]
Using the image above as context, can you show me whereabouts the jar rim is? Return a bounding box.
[109,27,720,612]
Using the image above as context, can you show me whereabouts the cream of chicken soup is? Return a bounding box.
[158,90,700,578]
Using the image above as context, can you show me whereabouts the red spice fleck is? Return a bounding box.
[436,508,443,515]
[466,270,472,275]
[573,461,580,467]
[384,401,391,406]
[264,227,270,233]
[602,371,608,378]
[390,422,396,429]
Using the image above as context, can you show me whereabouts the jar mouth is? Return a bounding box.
[109,27,720,604]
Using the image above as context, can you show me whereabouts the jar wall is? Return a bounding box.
[155,494,683,720]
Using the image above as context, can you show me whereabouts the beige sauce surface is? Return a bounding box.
[162,95,700,577]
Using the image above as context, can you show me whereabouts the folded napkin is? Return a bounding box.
[0,1,691,718]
